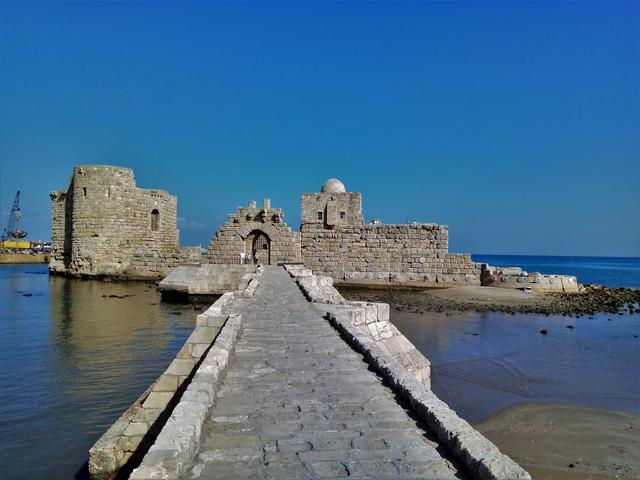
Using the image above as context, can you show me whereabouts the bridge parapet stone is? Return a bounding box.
[285,263,530,479]
[329,312,531,480]
[285,264,431,388]
[130,314,243,480]
[89,267,264,480]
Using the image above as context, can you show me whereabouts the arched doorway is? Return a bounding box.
[245,230,271,264]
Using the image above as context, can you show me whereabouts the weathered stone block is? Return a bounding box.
[142,391,174,410]
[153,374,179,392]
[191,343,210,358]
[187,326,218,345]
[382,335,414,355]
[367,321,394,341]
[166,358,196,377]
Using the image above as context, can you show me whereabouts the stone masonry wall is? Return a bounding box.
[50,165,179,278]
[50,188,71,269]
[301,223,482,287]
[125,247,203,280]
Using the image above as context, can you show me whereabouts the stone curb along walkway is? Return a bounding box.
[286,265,531,480]
[130,314,243,479]
[88,266,264,480]
[128,267,266,479]
[327,318,529,480]
[287,265,432,389]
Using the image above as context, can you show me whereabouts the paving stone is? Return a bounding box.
[310,461,349,478]
[347,460,399,476]
[276,439,312,453]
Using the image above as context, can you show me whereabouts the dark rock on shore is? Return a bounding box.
[337,284,640,316]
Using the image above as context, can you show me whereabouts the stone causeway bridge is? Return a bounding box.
[89,265,531,480]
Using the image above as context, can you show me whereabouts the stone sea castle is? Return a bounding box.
[49,165,578,292]
[48,165,568,480]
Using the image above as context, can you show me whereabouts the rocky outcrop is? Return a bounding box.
[480,264,580,293]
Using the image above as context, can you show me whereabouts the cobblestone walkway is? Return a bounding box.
[183,266,465,479]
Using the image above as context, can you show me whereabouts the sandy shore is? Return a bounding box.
[0,253,48,264]
[338,284,640,315]
[475,403,640,480]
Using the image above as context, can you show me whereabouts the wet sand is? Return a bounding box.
[338,284,640,315]
[475,403,640,480]
[0,252,47,264]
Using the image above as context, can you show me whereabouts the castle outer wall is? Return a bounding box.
[301,223,481,286]
[50,166,181,278]
[49,168,577,292]
[299,182,482,287]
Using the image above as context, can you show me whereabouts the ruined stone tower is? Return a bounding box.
[206,198,301,265]
[50,165,179,277]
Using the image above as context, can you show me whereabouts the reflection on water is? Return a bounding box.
[392,309,640,422]
[0,265,203,480]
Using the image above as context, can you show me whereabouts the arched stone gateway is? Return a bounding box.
[206,199,301,265]
[245,229,271,264]
[236,221,280,242]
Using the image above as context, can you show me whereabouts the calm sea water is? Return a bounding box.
[391,256,640,422]
[1,257,638,478]
[472,255,640,289]
[0,264,201,480]
[393,310,640,423]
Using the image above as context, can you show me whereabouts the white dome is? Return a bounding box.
[321,178,346,193]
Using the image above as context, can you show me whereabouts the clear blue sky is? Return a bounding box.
[1,1,638,256]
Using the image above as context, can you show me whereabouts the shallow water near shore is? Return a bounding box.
[391,309,640,479]
[0,264,201,480]
[391,309,640,421]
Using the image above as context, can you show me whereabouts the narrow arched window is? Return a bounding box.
[151,209,160,231]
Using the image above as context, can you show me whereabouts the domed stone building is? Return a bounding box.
[320,178,346,193]
[299,178,481,286]
[302,178,363,228]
